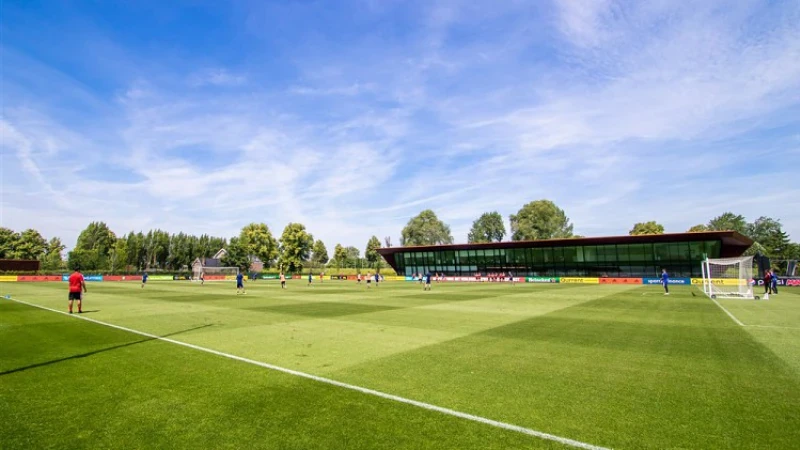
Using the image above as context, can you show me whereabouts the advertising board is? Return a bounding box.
[643,278,690,285]
[17,275,62,282]
[783,278,800,287]
[559,277,599,284]
[102,275,143,281]
[691,278,747,286]
[526,277,559,283]
[147,275,174,281]
[599,278,643,285]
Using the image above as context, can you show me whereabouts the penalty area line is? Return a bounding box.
[4,296,610,450]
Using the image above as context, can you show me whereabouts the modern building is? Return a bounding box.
[377,231,753,278]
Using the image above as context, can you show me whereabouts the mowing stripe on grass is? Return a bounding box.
[5,296,609,450]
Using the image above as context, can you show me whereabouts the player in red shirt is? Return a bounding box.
[68,267,87,314]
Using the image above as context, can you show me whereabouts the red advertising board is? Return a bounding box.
[103,275,143,281]
[17,275,62,282]
[599,278,643,285]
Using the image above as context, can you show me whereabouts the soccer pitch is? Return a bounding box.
[2,281,800,449]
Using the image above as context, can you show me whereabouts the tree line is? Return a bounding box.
[399,200,799,265]
[0,222,388,273]
[0,228,64,270]
[3,199,797,273]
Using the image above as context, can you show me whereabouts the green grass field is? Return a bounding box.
[2,280,799,449]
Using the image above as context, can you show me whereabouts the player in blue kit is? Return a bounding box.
[661,269,669,296]
[141,271,148,288]
[424,272,432,291]
[236,272,245,295]
[308,272,313,286]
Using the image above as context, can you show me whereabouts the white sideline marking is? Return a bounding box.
[708,296,746,326]
[5,296,609,450]
[746,325,800,330]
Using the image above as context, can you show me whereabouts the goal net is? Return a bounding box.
[192,266,240,281]
[701,256,758,299]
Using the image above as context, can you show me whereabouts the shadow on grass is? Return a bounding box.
[0,324,213,377]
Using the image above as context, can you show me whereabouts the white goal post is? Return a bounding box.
[701,256,759,300]
[192,266,240,281]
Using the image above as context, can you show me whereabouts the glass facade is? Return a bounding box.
[393,240,722,278]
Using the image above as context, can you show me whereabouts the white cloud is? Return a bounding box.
[289,83,375,96]
[189,69,247,87]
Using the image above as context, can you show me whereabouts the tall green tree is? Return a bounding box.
[510,200,574,240]
[67,249,105,271]
[109,238,129,272]
[167,232,191,270]
[221,237,250,271]
[747,216,791,258]
[365,236,382,267]
[16,229,48,260]
[209,236,228,255]
[629,221,665,236]
[239,223,279,266]
[400,210,453,246]
[278,223,314,273]
[688,224,709,232]
[332,244,348,270]
[143,229,170,269]
[707,212,748,235]
[743,241,768,257]
[311,240,329,267]
[785,243,800,265]
[197,234,212,257]
[345,246,361,268]
[0,228,20,258]
[125,232,147,270]
[467,212,506,243]
[41,237,65,271]
[76,222,116,257]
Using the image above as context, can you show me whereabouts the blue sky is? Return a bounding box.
[2,0,800,252]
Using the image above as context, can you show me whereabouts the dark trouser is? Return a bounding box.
[772,282,778,294]
[663,283,669,293]
[765,283,771,294]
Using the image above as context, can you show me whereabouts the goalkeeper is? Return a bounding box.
[661,269,669,295]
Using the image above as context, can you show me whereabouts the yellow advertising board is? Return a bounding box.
[559,277,599,284]
[384,276,406,281]
[691,278,747,286]
[0,275,18,282]
[224,275,237,281]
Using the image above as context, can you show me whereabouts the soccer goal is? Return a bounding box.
[192,266,240,282]
[701,256,759,300]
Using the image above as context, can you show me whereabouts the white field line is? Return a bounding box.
[5,296,610,450]
[703,292,799,329]
[708,296,746,327]
[745,325,800,330]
